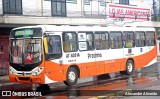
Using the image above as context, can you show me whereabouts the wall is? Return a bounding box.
[43,0,51,16]
[0,0,110,17]
[22,0,37,16]
[43,0,81,17]
[0,0,2,14]
[84,0,106,17]
[0,35,9,75]
[67,0,81,17]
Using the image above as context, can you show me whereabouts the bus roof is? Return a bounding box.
[12,25,155,33]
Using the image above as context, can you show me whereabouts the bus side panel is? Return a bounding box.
[105,49,124,73]
[135,47,147,68]
[43,40,157,83]
[145,44,158,66]
[44,60,66,82]
[96,61,105,75]
[77,62,97,78]
[95,50,105,75]
[62,51,97,79]
[134,45,157,69]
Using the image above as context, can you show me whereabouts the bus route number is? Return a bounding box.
[66,53,80,58]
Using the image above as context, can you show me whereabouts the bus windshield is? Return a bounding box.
[9,28,42,64]
[9,39,42,64]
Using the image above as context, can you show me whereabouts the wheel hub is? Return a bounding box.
[127,63,133,72]
[68,71,76,82]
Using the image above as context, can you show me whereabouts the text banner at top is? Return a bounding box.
[107,4,151,21]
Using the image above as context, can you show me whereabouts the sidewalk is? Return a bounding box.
[0,75,9,83]
[158,56,160,61]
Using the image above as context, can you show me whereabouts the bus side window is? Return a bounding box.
[110,31,123,49]
[146,31,156,46]
[123,31,135,48]
[86,32,95,50]
[45,35,62,59]
[95,32,109,50]
[63,32,77,52]
[78,32,94,51]
[135,31,146,47]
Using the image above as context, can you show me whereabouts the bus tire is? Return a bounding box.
[120,60,134,76]
[64,67,78,86]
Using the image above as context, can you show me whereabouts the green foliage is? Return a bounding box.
[151,14,160,22]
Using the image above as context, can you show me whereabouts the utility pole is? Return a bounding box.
[158,0,160,16]
[153,0,157,21]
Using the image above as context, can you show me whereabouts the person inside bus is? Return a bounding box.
[48,37,61,54]
[23,41,34,63]
[47,36,62,59]
[87,34,94,50]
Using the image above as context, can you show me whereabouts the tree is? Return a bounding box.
[153,0,157,21]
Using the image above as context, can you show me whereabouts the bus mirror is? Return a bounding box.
[44,37,48,54]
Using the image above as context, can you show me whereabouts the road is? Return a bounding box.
[1,61,160,99]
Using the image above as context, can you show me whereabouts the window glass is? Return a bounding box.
[16,0,22,14]
[57,2,62,15]
[95,32,109,50]
[46,35,62,59]
[123,31,135,48]
[52,2,57,15]
[146,32,156,46]
[23,39,42,63]
[78,32,94,51]
[110,32,123,49]
[9,38,42,64]
[86,33,94,50]
[78,33,87,51]
[3,0,22,14]
[119,0,129,5]
[63,32,77,52]
[9,40,23,64]
[135,32,146,47]
[51,0,66,17]
[62,2,66,16]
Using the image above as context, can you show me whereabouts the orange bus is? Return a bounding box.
[9,25,158,86]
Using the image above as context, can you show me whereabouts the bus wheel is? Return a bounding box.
[120,60,134,76]
[64,67,78,86]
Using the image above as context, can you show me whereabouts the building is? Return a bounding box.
[0,0,113,30]
[0,0,159,30]
[0,0,160,75]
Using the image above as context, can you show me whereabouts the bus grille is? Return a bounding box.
[18,77,30,81]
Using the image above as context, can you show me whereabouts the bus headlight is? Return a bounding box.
[9,66,17,74]
[32,67,44,76]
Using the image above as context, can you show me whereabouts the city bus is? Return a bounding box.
[8,25,158,86]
